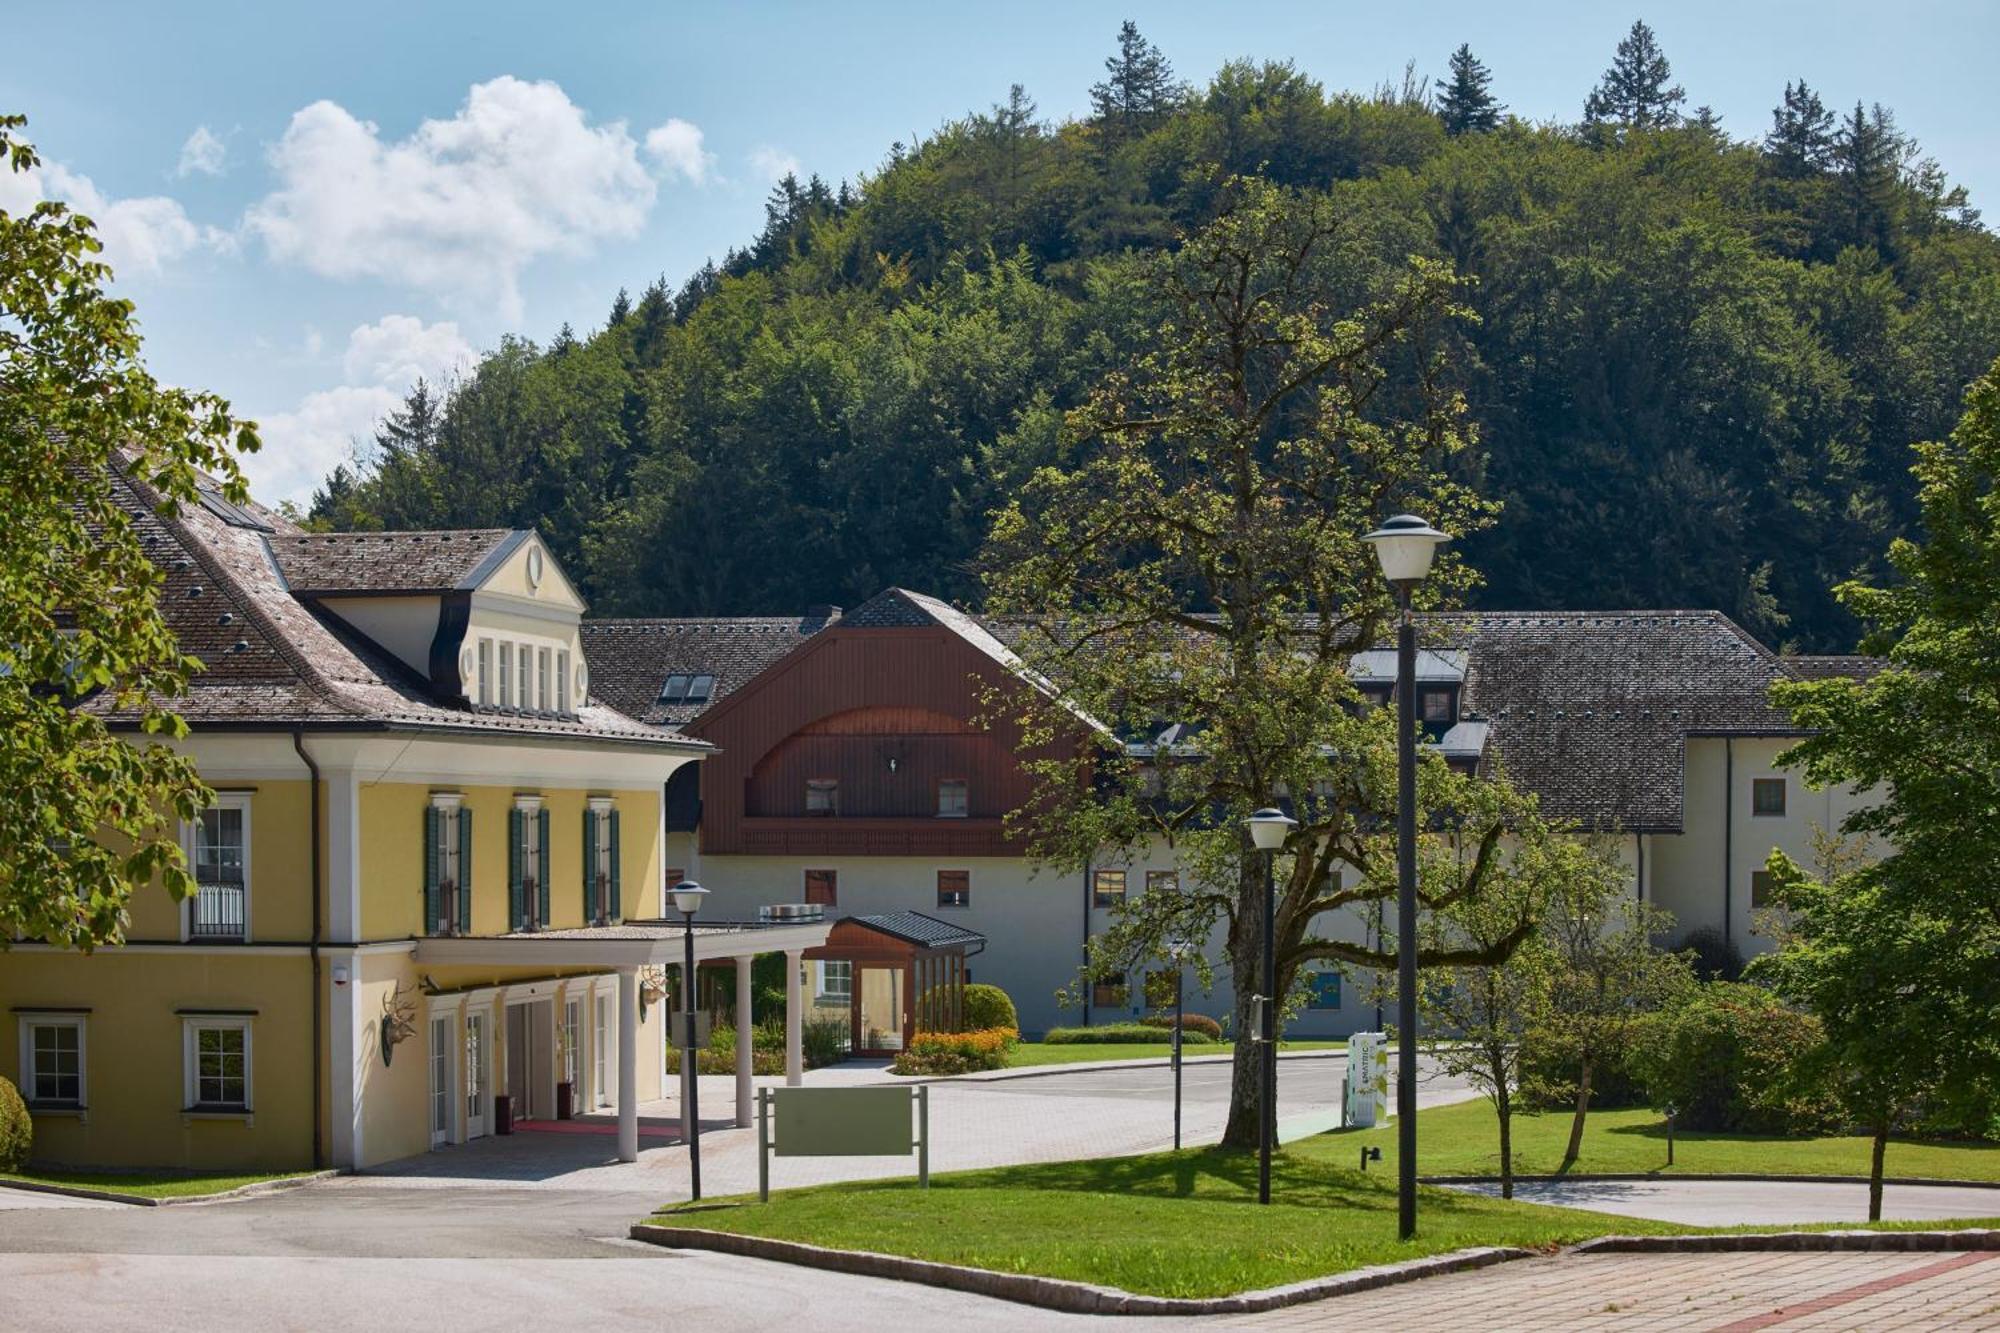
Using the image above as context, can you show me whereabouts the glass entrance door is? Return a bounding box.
[856,966,905,1052]
[465,1011,489,1139]
[429,1015,452,1147]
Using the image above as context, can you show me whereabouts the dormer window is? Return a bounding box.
[557,651,571,713]
[1421,688,1456,724]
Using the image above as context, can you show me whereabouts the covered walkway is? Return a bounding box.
[415,916,831,1163]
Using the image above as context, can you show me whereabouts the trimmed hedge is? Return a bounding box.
[1043,1022,1222,1046]
[890,1026,1020,1075]
[1141,1012,1224,1041]
[0,1076,28,1172]
[961,984,1018,1033]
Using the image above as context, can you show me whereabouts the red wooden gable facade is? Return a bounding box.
[686,620,1061,858]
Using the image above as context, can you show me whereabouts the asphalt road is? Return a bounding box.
[1450,1176,2000,1226]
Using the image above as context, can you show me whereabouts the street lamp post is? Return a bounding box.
[1166,937,1191,1151]
[1362,514,1451,1242]
[1245,807,1297,1205]
[671,879,711,1201]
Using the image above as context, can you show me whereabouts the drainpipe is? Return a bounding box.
[1635,832,1645,905]
[293,730,324,1170]
[1081,865,1092,1028]
[1722,739,1734,951]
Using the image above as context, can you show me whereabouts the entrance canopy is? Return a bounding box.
[413,917,833,970]
[804,911,986,1055]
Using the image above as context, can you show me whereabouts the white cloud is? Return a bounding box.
[245,77,659,320]
[749,145,802,183]
[176,125,227,178]
[248,315,473,504]
[0,159,223,277]
[645,117,715,185]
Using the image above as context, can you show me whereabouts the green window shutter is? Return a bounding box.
[423,806,441,935]
[536,807,551,927]
[581,808,598,924]
[457,806,472,930]
[609,811,622,921]
[508,807,524,930]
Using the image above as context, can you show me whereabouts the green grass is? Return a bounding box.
[1337,1099,2000,1182]
[654,1146,1681,1299]
[1006,1038,1340,1068]
[2,1167,317,1200]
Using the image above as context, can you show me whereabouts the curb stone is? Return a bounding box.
[1573,1229,2000,1254]
[0,1169,339,1208]
[627,1224,1531,1314]
[1425,1172,2000,1191]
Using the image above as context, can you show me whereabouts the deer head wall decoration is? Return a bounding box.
[379,980,419,1066]
[638,964,670,1020]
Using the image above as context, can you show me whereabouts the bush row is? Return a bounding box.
[1139,1012,1226,1040]
[890,1026,1020,1075]
[1043,1022,1222,1046]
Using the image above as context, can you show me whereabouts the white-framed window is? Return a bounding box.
[515,643,532,709]
[936,778,969,818]
[427,792,465,936]
[476,638,493,706]
[498,640,512,707]
[183,792,251,941]
[537,646,551,712]
[17,1014,86,1109]
[183,1016,252,1112]
[556,650,571,714]
[592,991,611,1109]
[817,960,853,1002]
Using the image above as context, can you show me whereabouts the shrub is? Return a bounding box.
[1043,1022,1221,1045]
[1140,1012,1225,1041]
[890,1026,1019,1075]
[1518,1030,1648,1111]
[1631,982,1840,1134]
[961,984,1018,1033]
[665,1014,844,1075]
[0,1076,28,1171]
[1676,926,1746,983]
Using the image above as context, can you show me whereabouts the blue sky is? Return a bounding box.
[5,1,1995,503]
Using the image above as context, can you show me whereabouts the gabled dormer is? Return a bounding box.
[265,529,593,715]
[1348,647,1468,736]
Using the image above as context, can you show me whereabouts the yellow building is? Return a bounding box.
[2,468,830,1172]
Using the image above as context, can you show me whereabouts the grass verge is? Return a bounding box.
[1338,1099,2000,1182]
[2,1168,318,1200]
[652,1146,1680,1299]
[1006,1039,1340,1068]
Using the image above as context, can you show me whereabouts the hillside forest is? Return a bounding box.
[305,21,2000,652]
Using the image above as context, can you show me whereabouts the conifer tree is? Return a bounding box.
[1835,101,1907,257]
[1436,43,1503,136]
[606,287,632,326]
[1089,21,1184,139]
[1765,80,1836,177]
[1582,19,1685,131]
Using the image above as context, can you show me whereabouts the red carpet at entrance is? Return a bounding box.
[514,1119,682,1140]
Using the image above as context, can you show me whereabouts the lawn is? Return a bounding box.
[1006,1038,1341,1068]
[654,1146,1680,1299]
[2,1167,318,1200]
[1338,1099,2000,1183]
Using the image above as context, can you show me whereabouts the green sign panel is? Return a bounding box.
[772,1087,915,1157]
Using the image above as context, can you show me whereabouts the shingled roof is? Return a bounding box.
[94,463,698,751]
[265,529,522,595]
[580,613,836,726]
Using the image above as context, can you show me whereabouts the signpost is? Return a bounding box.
[757,1085,931,1202]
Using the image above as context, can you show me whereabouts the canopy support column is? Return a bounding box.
[616,967,639,1164]
[785,949,804,1086]
[735,955,755,1127]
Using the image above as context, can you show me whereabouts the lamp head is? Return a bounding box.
[1245,807,1297,851]
[669,880,710,917]
[1361,513,1452,585]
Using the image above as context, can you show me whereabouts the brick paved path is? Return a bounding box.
[1228,1251,2000,1331]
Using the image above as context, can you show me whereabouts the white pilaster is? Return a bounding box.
[735,956,754,1127]
[617,967,639,1163]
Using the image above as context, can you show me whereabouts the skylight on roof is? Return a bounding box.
[196,487,273,533]
[659,672,716,704]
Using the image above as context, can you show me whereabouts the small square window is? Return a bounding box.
[1092,979,1129,1010]
[1145,870,1179,896]
[1752,778,1786,817]
[1307,972,1343,1010]
[937,870,970,908]
[805,869,837,906]
[1421,688,1455,723]
[936,779,969,818]
[1092,869,1127,909]
[20,1018,85,1107]
[805,779,839,816]
[817,959,852,1001]
[1751,869,1777,909]
[184,1020,251,1112]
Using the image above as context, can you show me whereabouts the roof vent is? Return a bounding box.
[759,903,825,923]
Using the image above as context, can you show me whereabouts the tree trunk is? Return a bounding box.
[1561,1058,1592,1171]
[1496,1077,1515,1200]
[1869,1118,1889,1222]
[1219,907,1265,1150]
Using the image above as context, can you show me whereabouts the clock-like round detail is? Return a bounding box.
[526,546,545,590]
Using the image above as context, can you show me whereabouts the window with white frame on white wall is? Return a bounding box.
[184,793,250,941]
[476,638,494,706]
[537,646,552,712]
[182,1015,252,1112]
[556,650,572,713]
[517,643,534,709]
[17,1013,86,1109]
[497,639,512,707]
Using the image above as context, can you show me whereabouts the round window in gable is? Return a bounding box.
[574,661,588,706]
[526,546,545,591]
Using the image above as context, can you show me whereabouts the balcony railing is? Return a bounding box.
[433,880,463,937]
[190,881,245,940]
